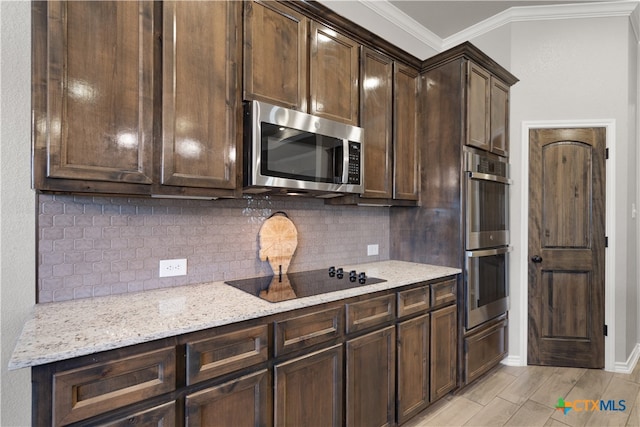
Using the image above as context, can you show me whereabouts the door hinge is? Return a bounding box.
[604,324,608,336]
[606,148,609,159]
[605,236,608,247]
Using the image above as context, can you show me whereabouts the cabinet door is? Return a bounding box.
[430,304,457,401]
[274,345,343,427]
[466,61,491,152]
[310,22,360,126]
[346,326,395,427]
[185,369,271,427]
[490,77,510,157]
[397,314,429,424]
[33,1,154,193]
[243,1,308,110]
[393,64,420,200]
[160,1,241,194]
[360,48,393,199]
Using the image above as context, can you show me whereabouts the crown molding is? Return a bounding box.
[356,0,444,52]
[631,3,640,42]
[357,0,639,57]
[444,1,639,48]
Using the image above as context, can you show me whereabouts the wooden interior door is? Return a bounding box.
[528,127,606,368]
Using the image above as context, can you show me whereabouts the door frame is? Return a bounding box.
[517,119,615,371]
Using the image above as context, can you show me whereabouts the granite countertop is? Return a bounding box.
[9,260,460,370]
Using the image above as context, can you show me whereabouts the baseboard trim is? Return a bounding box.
[502,343,640,372]
[613,343,640,374]
[501,355,525,367]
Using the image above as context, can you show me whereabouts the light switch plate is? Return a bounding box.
[367,244,379,256]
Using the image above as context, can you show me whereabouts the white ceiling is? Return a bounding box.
[388,1,596,38]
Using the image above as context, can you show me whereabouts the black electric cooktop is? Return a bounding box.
[225,267,386,303]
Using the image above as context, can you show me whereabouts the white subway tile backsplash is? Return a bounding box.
[37,194,391,303]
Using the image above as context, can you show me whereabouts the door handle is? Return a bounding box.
[531,255,543,263]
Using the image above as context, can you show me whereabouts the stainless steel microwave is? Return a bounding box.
[243,100,364,196]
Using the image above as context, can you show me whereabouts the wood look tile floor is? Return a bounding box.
[404,363,640,427]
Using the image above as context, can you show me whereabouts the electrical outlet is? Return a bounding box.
[367,244,379,256]
[159,258,187,277]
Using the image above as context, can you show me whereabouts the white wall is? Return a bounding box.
[627,17,639,362]
[0,2,35,425]
[506,15,634,367]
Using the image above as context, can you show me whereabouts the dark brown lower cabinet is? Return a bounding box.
[346,326,396,427]
[430,304,457,401]
[397,314,430,424]
[32,275,460,426]
[185,369,271,427]
[274,344,343,427]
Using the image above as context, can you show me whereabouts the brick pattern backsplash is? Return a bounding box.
[38,194,390,303]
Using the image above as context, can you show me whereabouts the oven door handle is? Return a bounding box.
[468,171,512,185]
[466,246,512,258]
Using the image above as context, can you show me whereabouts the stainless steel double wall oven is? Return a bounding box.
[464,147,511,330]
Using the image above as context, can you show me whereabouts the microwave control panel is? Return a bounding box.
[348,142,361,185]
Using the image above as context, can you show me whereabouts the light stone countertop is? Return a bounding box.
[9,260,460,370]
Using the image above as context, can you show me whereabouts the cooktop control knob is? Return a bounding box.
[349,270,357,282]
[358,272,367,284]
[328,266,336,277]
[336,267,344,279]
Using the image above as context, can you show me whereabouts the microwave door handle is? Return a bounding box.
[341,139,349,184]
[468,171,512,185]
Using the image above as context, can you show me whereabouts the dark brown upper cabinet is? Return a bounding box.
[360,48,393,199]
[358,49,420,203]
[32,1,242,198]
[243,1,360,127]
[32,1,155,195]
[393,64,420,201]
[243,0,309,111]
[466,60,511,157]
[157,0,242,198]
[309,22,360,126]
[490,77,510,157]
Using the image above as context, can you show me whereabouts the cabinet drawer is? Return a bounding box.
[275,306,344,357]
[397,284,430,318]
[346,294,395,334]
[431,278,457,307]
[186,324,268,385]
[464,316,508,385]
[97,401,176,427]
[53,347,176,426]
